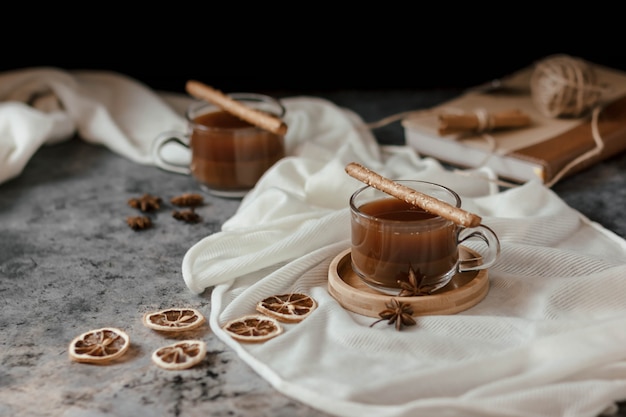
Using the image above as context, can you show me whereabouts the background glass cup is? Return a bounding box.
[349,180,500,295]
[152,93,286,198]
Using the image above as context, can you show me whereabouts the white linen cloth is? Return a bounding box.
[0,67,187,184]
[2,68,625,417]
[182,102,626,417]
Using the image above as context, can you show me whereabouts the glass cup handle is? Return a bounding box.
[151,130,191,175]
[457,224,501,272]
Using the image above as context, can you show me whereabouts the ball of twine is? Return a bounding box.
[530,54,604,118]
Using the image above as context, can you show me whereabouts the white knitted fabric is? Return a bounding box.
[182,98,626,417]
[0,67,186,185]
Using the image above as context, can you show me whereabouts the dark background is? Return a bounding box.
[2,12,624,95]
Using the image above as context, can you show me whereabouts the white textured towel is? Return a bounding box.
[2,69,625,417]
[182,99,626,417]
[0,67,187,184]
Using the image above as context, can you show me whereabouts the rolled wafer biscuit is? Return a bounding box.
[345,162,482,228]
[185,81,287,136]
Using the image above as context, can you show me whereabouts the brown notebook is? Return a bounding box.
[402,61,626,186]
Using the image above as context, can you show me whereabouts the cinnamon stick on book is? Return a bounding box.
[438,109,531,136]
[345,162,482,228]
[185,81,288,136]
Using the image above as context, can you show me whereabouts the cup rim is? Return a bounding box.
[349,180,461,225]
[185,93,286,132]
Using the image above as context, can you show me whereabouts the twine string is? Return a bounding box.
[473,108,492,132]
[544,105,604,187]
[531,54,606,118]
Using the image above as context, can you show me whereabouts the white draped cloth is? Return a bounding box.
[0,67,188,184]
[2,68,625,417]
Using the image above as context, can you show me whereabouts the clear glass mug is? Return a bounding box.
[349,180,500,295]
[151,93,286,198]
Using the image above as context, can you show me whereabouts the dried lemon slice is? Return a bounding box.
[143,307,206,332]
[151,340,207,370]
[68,327,130,364]
[222,314,283,343]
[256,293,317,323]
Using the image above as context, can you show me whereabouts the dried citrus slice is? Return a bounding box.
[151,340,207,370]
[68,327,130,364]
[222,314,283,343]
[143,307,205,332]
[256,293,317,323]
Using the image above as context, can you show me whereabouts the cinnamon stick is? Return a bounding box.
[438,109,531,136]
[185,81,288,136]
[345,162,482,228]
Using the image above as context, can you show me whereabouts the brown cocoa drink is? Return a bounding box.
[351,197,458,291]
[350,180,501,295]
[190,110,285,194]
[151,93,286,198]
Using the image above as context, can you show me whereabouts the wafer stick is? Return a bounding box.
[345,162,482,228]
[185,81,288,136]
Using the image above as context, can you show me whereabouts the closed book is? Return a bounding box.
[402,59,626,185]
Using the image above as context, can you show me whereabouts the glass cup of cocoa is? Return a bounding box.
[349,180,500,295]
[151,93,286,198]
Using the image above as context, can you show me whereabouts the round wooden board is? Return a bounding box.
[327,246,489,318]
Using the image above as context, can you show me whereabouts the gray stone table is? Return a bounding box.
[1,89,625,417]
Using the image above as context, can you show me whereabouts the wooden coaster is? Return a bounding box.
[327,246,489,318]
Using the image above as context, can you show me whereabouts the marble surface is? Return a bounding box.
[1,89,625,417]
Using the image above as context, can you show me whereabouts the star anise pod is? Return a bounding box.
[369,298,416,331]
[172,209,201,224]
[126,216,153,231]
[170,193,204,208]
[128,194,162,212]
[397,266,434,297]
